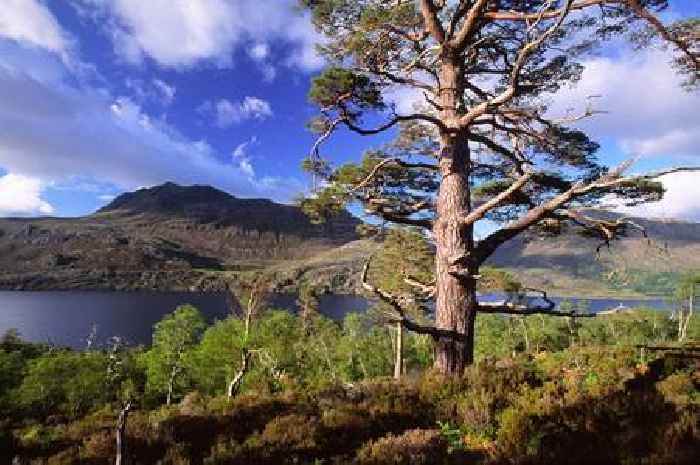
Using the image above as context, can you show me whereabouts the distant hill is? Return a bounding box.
[0,183,698,296]
[0,183,360,291]
[487,213,700,296]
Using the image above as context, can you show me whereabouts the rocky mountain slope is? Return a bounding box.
[487,214,700,296]
[0,183,360,291]
[0,182,698,296]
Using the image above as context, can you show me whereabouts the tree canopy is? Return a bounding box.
[298,0,699,374]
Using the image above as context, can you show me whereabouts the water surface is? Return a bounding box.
[0,291,670,349]
[0,291,369,349]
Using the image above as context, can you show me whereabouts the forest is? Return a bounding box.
[1,238,698,464]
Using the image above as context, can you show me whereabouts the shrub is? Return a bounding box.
[355,429,449,465]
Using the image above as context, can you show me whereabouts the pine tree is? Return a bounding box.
[299,0,699,375]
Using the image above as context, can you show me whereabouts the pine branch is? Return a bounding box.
[473,164,700,265]
[361,257,465,341]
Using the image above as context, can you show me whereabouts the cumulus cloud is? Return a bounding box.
[199,97,273,128]
[74,0,323,71]
[0,0,69,56]
[0,46,302,204]
[248,43,277,82]
[547,49,700,158]
[0,173,54,217]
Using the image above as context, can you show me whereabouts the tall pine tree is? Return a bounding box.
[299,0,699,375]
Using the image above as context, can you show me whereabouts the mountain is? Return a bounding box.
[0,183,360,291]
[487,213,700,296]
[0,183,698,296]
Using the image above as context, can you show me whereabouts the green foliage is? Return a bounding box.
[674,271,700,300]
[2,296,699,463]
[188,316,246,396]
[143,304,206,403]
[308,67,384,117]
[16,350,110,418]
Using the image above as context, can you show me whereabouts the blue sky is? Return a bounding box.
[0,0,698,222]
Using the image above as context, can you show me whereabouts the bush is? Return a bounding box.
[355,429,449,465]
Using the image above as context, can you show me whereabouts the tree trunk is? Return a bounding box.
[394,321,403,379]
[115,402,131,465]
[433,56,477,376]
[228,349,251,398]
[166,366,177,406]
[680,291,694,342]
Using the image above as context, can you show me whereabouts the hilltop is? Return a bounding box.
[0,183,360,291]
[0,182,698,295]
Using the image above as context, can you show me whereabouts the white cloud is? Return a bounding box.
[547,49,700,158]
[152,79,176,105]
[238,159,255,178]
[247,42,277,81]
[617,171,700,223]
[125,78,176,106]
[232,136,258,178]
[0,0,69,56]
[248,43,269,61]
[233,136,258,160]
[98,194,116,202]
[75,0,324,71]
[0,173,54,217]
[200,97,273,128]
[0,46,303,205]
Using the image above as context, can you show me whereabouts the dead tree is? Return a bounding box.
[115,402,132,465]
[227,274,271,398]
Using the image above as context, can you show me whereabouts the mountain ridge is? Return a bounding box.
[0,182,698,295]
[0,182,360,291]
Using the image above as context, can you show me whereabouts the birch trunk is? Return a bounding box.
[394,322,404,379]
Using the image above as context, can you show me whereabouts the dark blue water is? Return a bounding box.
[478,294,673,314]
[0,291,369,349]
[0,291,669,349]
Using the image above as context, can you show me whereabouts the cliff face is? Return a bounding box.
[0,183,360,290]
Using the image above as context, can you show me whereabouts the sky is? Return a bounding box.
[0,0,698,223]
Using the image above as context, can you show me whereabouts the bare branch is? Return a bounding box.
[483,0,614,22]
[403,274,437,298]
[361,257,466,341]
[460,170,534,227]
[419,0,447,44]
[458,0,576,128]
[449,0,489,51]
[478,287,595,317]
[309,118,342,161]
[473,164,700,264]
[627,0,699,73]
[344,113,445,135]
[552,208,649,255]
[369,209,434,229]
[478,303,596,317]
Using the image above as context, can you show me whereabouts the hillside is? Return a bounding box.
[0,183,360,291]
[488,214,700,296]
[0,183,698,295]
